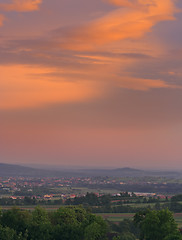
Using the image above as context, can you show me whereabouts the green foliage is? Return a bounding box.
[164,233,182,240]
[113,237,121,240]
[110,219,138,237]
[52,206,86,240]
[0,205,108,240]
[110,219,137,240]
[84,222,105,240]
[28,206,52,240]
[1,207,31,235]
[120,232,136,240]
[0,206,181,240]
[134,208,180,240]
[65,193,111,207]
[51,206,108,240]
[112,233,136,240]
[0,225,17,240]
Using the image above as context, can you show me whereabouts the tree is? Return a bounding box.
[134,209,182,240]
[112,233,136,240]
[1,207,31,236]
[0,205,108,240]
[84,215,108,240]
[110,219,137,240]
[52,206,89,240]
[120,233,136,240]
[164,233,182,240]
[28,206,52,240]
[84,222,104,240]
[0,225,16,240]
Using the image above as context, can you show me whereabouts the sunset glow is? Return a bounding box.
[0,0,182,169]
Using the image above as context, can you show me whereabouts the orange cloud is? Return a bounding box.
[0,65,102,109]
[62,0,176,51]
[0,0,179,102]
[0,0,42,12]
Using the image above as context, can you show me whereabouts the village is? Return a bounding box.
[0,176,172,201]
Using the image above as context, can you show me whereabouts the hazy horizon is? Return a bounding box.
[1,161,182,173]
[0,0,182,169]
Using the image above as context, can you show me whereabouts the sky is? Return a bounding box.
[0,0,182,169]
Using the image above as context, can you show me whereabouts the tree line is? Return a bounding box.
[0,206,108,240]
[0,206,181,240]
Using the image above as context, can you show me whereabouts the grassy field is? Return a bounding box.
[49,186,118,195]
[124,201,166,208]
[0,205,61,211]
[97,213,182,227]
[174,213,182,228]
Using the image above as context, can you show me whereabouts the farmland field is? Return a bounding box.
[174,213,182,227]
[0,205,61,211]
[49,186,118,195]
[97,212,182,227]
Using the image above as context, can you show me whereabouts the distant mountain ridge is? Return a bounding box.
[79,167,181,178]
[0,163,75,177]
[0,163,181,178]
[0,163,57,177]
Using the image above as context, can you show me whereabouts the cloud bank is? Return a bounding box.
[0,0,180,110]
[0,0,42,27]
[61,0,176,50]
[0,0,42,12]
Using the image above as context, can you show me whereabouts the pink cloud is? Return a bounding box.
[0,0,42,12]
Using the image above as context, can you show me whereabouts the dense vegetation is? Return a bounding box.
[0,206,181,240]
[2,192,182,239]
[0,206,108,240]
[134,209,182,240]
